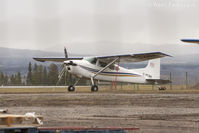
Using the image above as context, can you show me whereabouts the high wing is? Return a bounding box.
[96,52,171,63]
[33,57,83,62]
[33,52,170,63]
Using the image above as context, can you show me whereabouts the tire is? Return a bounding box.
[68,85,75,92]
[91,85,98,92]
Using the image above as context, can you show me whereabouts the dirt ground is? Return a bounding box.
[1,93,199,133]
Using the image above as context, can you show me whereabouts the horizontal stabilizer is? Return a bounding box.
[147,79,171,85]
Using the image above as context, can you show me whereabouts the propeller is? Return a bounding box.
[56,47,69,85]
[56,47,75,85]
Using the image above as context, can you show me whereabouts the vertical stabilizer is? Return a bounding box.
[144,58,160,79]
[133,58,161,79]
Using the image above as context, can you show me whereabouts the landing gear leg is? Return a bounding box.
[90,77,98,92]
[68,78,81,92]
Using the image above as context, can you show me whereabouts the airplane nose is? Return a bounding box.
[67,67,71,71]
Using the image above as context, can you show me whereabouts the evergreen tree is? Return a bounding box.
[3,74,9,85]
[43,67,48,85]
[39,65,43,85]
[16,72,22,85]
[47,63,59,85]
[26,62,32,85]
[0,72,3,86]
[32,63,40,85]
[10,74,16,85]
[10,73,22,86]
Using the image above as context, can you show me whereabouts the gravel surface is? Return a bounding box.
[1,93,199,133]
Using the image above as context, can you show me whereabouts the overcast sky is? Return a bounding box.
[0,0,199,56]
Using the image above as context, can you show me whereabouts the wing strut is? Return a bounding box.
[93,57,119,79]
[112,60,120,88]
[91,57,119,85]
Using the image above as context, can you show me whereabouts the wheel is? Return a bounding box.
[91,85,98,92]
[68,85,75,92]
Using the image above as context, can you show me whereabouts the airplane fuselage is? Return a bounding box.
[65,59,148,84]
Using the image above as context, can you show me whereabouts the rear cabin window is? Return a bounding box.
[98,61,107,67]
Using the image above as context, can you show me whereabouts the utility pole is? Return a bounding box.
[137,84,139,91]
[120,83,123,90]
[186,72,188,89]
[152,84,154,91]
[170,72,172,90]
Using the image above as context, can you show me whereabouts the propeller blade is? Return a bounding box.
[64,47,68,59]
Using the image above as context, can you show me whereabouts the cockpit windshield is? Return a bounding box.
[84,57,97,65]
[84,57,119,70]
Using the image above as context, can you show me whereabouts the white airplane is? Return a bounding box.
[34,48,171,92]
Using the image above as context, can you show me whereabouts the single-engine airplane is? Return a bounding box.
[34,48,171,92]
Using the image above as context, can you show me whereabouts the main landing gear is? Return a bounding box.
[67,77,99,92]
[90,77,98,92]
[68,85,99,92]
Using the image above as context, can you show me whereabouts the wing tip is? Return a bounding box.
[33,58,45,62]
[161,52,173,57]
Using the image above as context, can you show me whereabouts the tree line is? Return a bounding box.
[0,71,24,86]
[26,63,60,86]
[0,62,89,86]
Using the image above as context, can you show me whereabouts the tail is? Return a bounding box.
[133,58,160,79]
[144,58,160,79]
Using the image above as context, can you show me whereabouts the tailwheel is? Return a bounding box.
[91,85,98,92]
[68,85,75,92]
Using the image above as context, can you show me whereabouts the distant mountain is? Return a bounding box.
[0,47,198,85]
